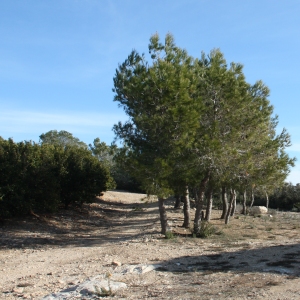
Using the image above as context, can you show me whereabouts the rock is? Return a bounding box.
[249,206,268,215]
[79,280,127,295]
[112,260,122,266]
[42,279,127,299]
[121,264,162,275]
[13,287,24,294]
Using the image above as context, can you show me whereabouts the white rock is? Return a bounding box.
[140,265,158,274]
[78,280,127,295]
[121,264,162,275]
[249,206,268,215]
[42,279,127,299]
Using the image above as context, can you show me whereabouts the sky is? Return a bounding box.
[0,0,299,184]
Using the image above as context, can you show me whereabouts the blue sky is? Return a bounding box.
[0,0,299,184]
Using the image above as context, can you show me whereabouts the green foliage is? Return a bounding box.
[89,138,140,192]
[113,33,202,196]
[111,146,144,192]
[269,183,300,210]
[0,136,112,217]
[39,130,87,149]
[89,138,115,169]
[194,221,217,238]
[253,183,300,210]
[0,139,61,216]
[112,33,295,233]
[113,32,295,203]
[58,146,111,208]
[165,231,175,239]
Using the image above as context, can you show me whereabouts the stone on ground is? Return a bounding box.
[249,206,268,215]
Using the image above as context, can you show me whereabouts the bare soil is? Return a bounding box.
[1,190,300,299]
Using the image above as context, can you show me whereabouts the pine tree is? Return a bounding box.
[113,34,202,234]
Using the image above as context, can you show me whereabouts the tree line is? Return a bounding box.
[254,182,300,211]
[112,33,295,235]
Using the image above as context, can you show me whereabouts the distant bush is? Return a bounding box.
[254,183,300,211]
[89,138,143,193]
[112,165,144,193]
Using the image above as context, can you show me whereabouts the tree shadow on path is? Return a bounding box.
[158,242,300,277]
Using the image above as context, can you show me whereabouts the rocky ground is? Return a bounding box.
[1,191,300,299]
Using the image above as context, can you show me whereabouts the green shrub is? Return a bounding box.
[195,221,217,238]
[165,231,175,239]
[0,137,114,217]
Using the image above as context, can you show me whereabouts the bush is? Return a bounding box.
[0,137,114,217]
[195,221,217,238]
[112,165,144,192]
[0,139,61,217]
[59,146,112,208]
[165,231,175,239]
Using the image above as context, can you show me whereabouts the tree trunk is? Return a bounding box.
[265,191,269,209]
[220,186,228,219]
[193,187,199,203]
[242,190,247,215]
[193,172,210,234]
[205,187,213,221]
[225,189,236,224]
[174,194,181,209]
[230,192,236,216]
[182,186,190,228]
[158,198,168,234]
[250,188,255,208]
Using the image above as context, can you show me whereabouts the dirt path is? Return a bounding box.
[1,191,300,299]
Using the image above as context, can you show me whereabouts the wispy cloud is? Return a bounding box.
[0,109,127,143]
[1,110,125,127]
[0,58,112,84]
